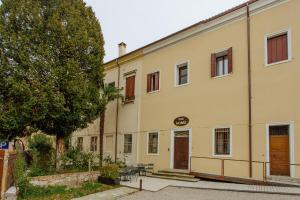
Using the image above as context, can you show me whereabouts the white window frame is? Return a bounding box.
[212,126,232,157]
[147,70,161,94]
[174,61,190,87]
[147,131,160,155]
[264,28,292,67]
[90,136,97,152]
[265,121,295,178]
[123,134,133,154]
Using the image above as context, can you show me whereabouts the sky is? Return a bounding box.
[84,0,248,62]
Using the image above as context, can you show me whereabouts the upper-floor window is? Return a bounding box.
[125,75,135,102]
[211,47,232,77]
[90,136,97,152]
[147,72,160,93]
[124,134,132,154]
[77,137,83,151]
[213,127,231,156]
[266,30,291,65]
[175,62,189,86]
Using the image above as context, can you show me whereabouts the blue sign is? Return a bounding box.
[0,141,9,149]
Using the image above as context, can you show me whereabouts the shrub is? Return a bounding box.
[100,164,119,179]
[61,146,95,171]
[14,152,29,198]
[27,134,55,176]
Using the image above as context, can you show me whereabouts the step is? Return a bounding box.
[267,176,300,187]
[158,169,190,175]
[147,174,199,182]
[153,172,195,179]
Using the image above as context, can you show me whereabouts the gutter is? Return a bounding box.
[115,59,120,162]
[247,3,253,178]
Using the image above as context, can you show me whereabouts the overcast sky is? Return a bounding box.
[84,0,248,62]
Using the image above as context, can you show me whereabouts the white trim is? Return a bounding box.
[146,131,160,156]
[170,128,192,170]
[147,70,161,94]
[264,28,292,67]
[174,61,190,87]
[265,121,295,177]
[212,126,233,157]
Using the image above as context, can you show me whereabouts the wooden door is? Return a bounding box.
[174,137,189,170]
[270,135,290,176]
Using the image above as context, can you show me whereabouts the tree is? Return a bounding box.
[0,0,105,167]
[99,83,122,166]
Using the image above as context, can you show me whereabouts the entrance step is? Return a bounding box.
[268,176,300,187]
[147,169,199,182]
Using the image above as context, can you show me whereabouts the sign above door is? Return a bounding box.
[174,116,189,126]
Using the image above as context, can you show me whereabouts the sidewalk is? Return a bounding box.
[72,187,137,200]
[121,177,300,195]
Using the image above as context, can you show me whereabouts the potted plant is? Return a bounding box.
[98,163,120,185]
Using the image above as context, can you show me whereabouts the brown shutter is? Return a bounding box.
[267,33,288,64]
[147,74,151,93]
[126,76,135,100]
[155,72,159,91]
[211,53,216,77]
[228,47,233,73]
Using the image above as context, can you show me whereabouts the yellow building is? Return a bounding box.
[72,0,300,183]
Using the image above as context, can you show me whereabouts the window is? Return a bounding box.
[267,32,289,65]
[108,82,115,87]
[77,137,83,151]
[176,62,189,86]
[148,132,159,154]
[214,127,231,156]
[211,47,232,77]
[105,135,113,152]
[90,136,97,152]
[125,75,135,101]
[124,134,132,154]
[147,72,160,93]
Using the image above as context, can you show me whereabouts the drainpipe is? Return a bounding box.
[247,4,253,178]
[115,59,120,162]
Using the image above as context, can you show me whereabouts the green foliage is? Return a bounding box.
[27,134,55,176]
[14,152,29,198]
[100,164,119,180]
[20,182,114,200]
[0,0,105,140]
[61,146,95,171]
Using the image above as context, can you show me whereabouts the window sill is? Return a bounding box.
[212,73,232,79]
[265,59,292,67]
[147,153,159,156]
[175,82,190,88]
[123,98,135,104]
[212,154,232,158]
[147,90,160,94]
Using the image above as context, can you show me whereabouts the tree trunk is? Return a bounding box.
[99,112,105,167]
[56,134,65,170]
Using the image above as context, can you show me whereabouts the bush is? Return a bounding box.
[100,164,119,179]
[27,134,55,176]
[61,146,95,171]
[14,152,29,198]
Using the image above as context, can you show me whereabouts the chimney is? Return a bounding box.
[118,42,127,57]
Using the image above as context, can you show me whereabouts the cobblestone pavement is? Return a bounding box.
[120,186,300,200]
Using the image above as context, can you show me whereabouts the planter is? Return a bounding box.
[98,176,120,185]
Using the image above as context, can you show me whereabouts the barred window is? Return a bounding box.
[124,134,132,154]
[77,137,83,151]
[148,132,159,154]
[90,136,97,152]
[214,128,230,155]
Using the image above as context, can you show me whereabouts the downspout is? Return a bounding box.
[247,4,253,178]
[115,59,120,162]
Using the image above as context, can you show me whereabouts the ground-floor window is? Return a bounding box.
[214,127,231,156]
[148,132,159,154]
[90,136,97,152]
[77,137,83,151]
[124,134,132,154]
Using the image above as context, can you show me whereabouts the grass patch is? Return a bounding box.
[21,182,118,200]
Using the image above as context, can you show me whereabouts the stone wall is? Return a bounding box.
[30,171,100,187]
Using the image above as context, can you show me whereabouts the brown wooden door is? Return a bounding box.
[270,135,290,176]
[174,137,189,170]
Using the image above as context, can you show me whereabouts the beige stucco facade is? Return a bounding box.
[72,0,300,181]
